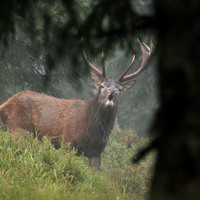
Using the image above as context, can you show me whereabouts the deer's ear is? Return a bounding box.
[90,70,102,86]
[121,80,136,91]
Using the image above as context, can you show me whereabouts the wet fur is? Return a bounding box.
[0,90,117,166]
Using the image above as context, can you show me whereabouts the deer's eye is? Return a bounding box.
[119,86,122,92]
[100,84,104,89]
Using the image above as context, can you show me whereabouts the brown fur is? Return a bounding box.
[0,90,117,170]
[0,91,88,144]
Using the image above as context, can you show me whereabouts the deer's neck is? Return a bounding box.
[76,94,117,157]
[86,94,118,141]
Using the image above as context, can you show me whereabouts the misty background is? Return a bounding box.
[0,41,158,136]
[0,0,158,136]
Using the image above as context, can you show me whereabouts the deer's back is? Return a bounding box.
[0,91,89,146]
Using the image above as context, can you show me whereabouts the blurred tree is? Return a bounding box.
[0,0,154,71]
[148,0,200,199]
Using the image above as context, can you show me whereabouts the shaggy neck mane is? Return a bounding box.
[85,93,118,147]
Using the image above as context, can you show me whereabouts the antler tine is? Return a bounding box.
[101,51,107,79]
[118,55,135,82]
[81,50,104,78]
[119,38,154,83]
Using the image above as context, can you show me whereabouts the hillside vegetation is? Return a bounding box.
[0,130,155,200]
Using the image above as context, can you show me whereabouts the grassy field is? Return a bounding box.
[0,129,155,200]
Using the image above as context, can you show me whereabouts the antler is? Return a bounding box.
[118,38,154,83]
[81,50,107,80]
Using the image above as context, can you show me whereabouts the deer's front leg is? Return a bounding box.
[89,156,101,171]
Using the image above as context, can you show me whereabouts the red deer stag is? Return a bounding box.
[0,38,153,171]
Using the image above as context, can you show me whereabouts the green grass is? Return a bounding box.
[0,130,155,200]
[102,130,155,200]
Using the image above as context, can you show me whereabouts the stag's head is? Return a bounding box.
[82,38,154,107]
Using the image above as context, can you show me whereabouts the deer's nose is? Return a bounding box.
[108,87,117,93]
